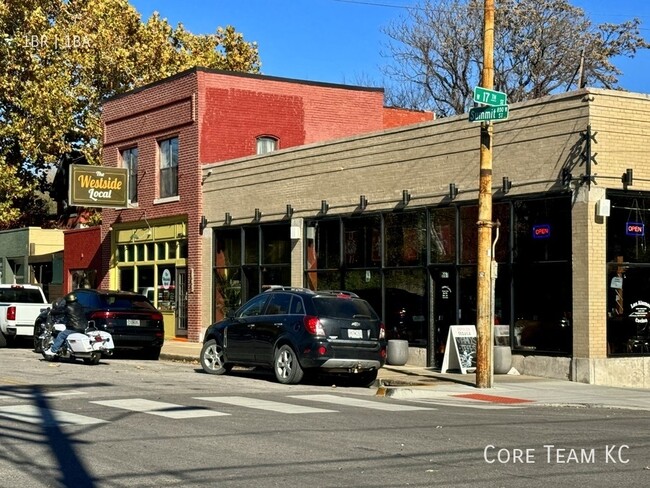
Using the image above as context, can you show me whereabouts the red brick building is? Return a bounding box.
[66,67,432,342]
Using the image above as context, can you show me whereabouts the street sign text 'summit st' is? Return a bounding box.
[469,105,509,123]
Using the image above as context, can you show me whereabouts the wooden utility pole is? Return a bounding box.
[476,0,495,388]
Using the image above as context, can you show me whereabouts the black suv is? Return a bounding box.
[200,287,387,386]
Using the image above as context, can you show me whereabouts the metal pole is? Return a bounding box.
[476,0,495,388]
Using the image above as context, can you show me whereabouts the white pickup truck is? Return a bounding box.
[0,284,49,347]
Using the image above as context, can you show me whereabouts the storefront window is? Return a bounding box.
[606,193,650,356]
[262,225,290,264]
[343,215,381,268]
[385,211,426,267]
[514,197,571,262]
[430,207,456,264]
[156,265,176,311]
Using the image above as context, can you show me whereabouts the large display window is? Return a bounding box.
[607,193,650,356]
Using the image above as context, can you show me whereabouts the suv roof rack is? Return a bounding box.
[317,290,360,298]
[262,285,315,294]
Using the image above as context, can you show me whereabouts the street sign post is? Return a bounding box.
[473,86,507,107]
[469,105,509,123]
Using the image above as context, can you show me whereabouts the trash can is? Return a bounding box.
[493,345,512,374]
[387,340,409,366]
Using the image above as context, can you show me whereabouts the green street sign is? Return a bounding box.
[469,105,509,123]
[473,86,507,107]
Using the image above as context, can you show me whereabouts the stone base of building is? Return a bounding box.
[509,354,650,389]
[571,357,650,389]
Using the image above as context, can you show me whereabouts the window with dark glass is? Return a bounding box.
[121,147,138,204]
[511,196,572,355]
[159,137,178,198]
[430,207,456,264]
[606,193,650,356]
[343,215,382,268]
[385,211,426,267]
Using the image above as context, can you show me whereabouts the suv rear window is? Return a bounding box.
[313,297,378,319]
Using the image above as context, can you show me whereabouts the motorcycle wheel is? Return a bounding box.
[83,352,101,365]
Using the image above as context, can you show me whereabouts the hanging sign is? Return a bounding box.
[441,325,477,374]
[69,164,128,208]
[532,224,551,239]
[625,222,644,237]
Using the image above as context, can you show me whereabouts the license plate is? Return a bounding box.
[348,329,363,339]
[126,319,140,326]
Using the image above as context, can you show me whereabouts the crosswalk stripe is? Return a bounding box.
[91,399,229,419]
[0,391,86,401]
[0,404,106,426]
[195,396,338,414]
[289,394,435,411]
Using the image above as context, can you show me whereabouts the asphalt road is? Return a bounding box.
[1,346,649,488]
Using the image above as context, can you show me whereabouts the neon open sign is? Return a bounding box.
[626,222,645,237]
[532,224,551,239]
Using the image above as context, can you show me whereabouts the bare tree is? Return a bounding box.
[382,0,649,116]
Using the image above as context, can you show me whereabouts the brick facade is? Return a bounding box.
[88,67,430,342]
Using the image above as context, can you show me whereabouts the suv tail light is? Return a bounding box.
[7,306,16,321]
[304,315,326,336]
[379,322,386,340]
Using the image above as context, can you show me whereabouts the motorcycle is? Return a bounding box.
[35,299,114,365]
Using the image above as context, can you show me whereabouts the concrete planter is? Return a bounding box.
[494,346,512,374]
[387,340,409,366]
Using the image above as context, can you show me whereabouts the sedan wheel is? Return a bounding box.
[200,339,231,375]
[274,345,304,384]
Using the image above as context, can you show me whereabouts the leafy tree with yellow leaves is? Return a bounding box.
[0,0,260,228]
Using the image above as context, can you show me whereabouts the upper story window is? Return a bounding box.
[159,137,178,198]
[256,136,278,155]
[121,147,138,205]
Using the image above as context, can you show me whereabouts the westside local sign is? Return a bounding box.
[69,165,128,208]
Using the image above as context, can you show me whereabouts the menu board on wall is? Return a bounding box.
[441,325,477,374]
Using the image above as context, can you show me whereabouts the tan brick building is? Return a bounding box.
[201,88,650,388]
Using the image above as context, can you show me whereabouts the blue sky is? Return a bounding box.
[130,0,650,94]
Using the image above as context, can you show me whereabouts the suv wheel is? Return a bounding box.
[274,345,304,384]
[201,339,231,375]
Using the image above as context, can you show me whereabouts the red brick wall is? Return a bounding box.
[196,70,386,163]
[383,107,434,129]
[63,227,102,292]
[101,71,204,341]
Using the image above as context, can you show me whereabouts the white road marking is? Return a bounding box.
[195,396,338,414]
[0,390,86,401]
[91,398,229,419]
[0,404,106,426]
[289,394,435,411]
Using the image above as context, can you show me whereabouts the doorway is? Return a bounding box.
[175,268,188,336]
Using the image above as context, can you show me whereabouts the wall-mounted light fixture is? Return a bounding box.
[199,215,208,234]
[320,200,329,215]
[286,204,294,218]
[254,208,262,222]
[623,168,634,187]
[402,190,411,206]
[502,176,512,194]
[449,183,459,200]
[225,212,232,225]
[359,195,368,211]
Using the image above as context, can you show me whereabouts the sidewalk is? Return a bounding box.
[161,340,650,411]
